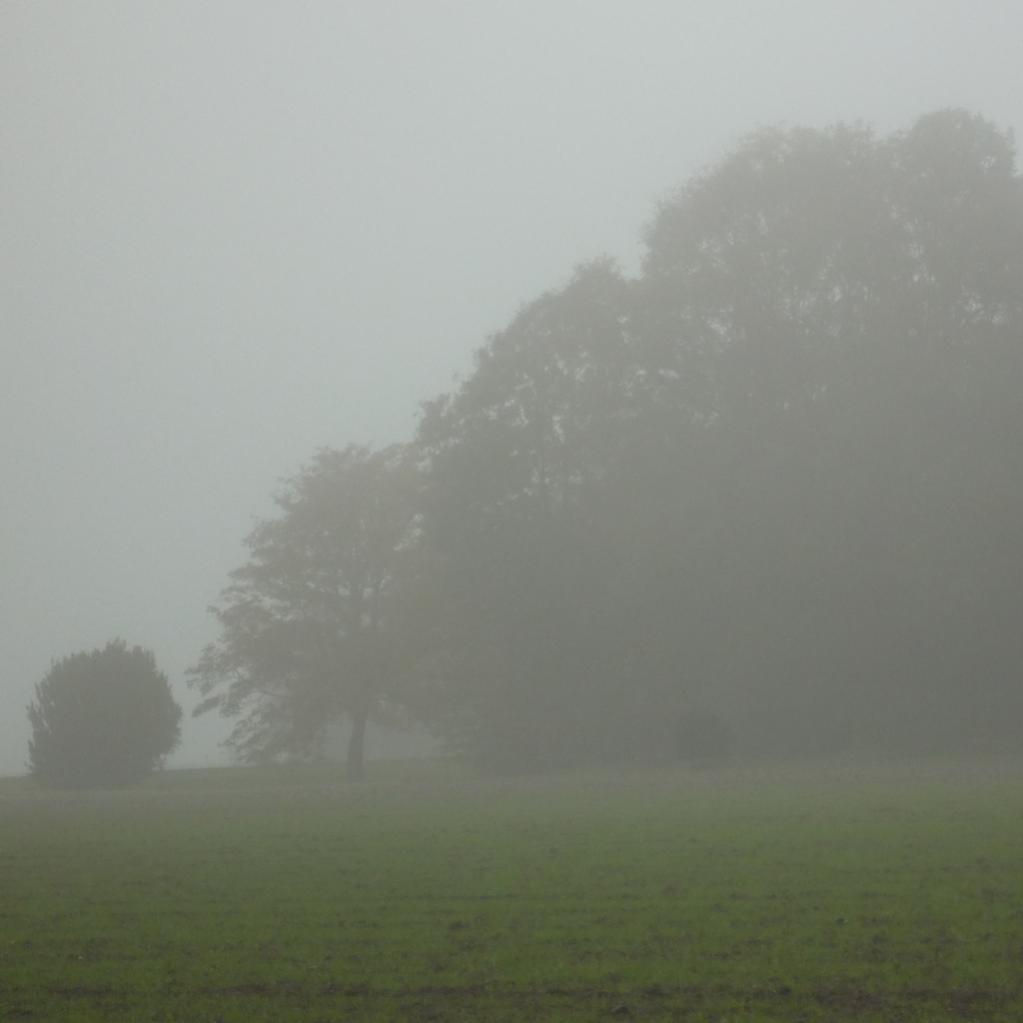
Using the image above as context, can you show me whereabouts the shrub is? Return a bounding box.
[27,639,181,787]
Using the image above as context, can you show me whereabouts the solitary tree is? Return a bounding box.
[27,639,181,787]
[188,444,423,780]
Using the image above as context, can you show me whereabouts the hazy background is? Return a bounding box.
[3,0,1023,775]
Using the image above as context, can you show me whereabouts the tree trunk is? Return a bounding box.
[346,707,369,782]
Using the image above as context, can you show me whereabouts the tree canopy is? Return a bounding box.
[189,444,422,779]
[27,639,181,787]
[197,109,1023,774]
[417,110,1023,768]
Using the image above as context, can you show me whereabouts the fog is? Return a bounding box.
[4,1,1023,775]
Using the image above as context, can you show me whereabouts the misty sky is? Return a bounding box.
[3,1,1023,775]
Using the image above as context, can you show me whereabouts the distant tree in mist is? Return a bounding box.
[188,445,424,781]
[27,640,181,787]
[198,110,1023,774]
[416,259,664,769]
[635,109,1023,754]
[418,109,1023,768]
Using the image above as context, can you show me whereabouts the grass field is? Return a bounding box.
[2,758,1023,1021]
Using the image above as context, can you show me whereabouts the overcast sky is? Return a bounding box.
[3,0,1023,775]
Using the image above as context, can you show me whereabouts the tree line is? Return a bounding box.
[30,110,1023,783]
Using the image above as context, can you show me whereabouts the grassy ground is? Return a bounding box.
[2,758,1022,1021]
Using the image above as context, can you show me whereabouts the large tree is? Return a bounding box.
[27,639,181,787]
[189,444,422,780]
[636,109,1023,752]
[420,110,1023,765]
[417,260,687,769]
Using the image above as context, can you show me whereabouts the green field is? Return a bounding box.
[2,759,1022,1021]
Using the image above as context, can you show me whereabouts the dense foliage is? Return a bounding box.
[200,110,1023,773]
[27,640,181,787]
[419,110,1023,769]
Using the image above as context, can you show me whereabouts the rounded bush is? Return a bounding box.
[27,639,181,787]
